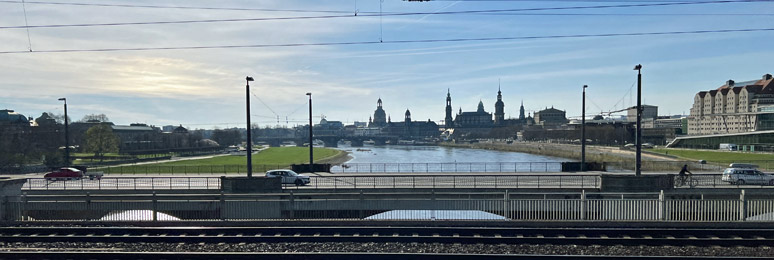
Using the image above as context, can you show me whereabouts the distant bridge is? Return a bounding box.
[254,131,403,147]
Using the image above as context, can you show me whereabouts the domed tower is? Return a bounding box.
[494,87,505,125]
[370,98,387,127]
[477,100,485,113]
[404,109,411,125]
[445,89,453,128]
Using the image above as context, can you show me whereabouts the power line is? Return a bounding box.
[2,27,772,54]
[1,0,771,30]
[0,0,363,13]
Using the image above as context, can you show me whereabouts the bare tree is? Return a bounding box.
[79,114,110,122]
[84,124,119,162]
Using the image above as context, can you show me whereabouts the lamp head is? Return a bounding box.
[246,76,254,82]
[58,98,66,101]
[306,92,311,96]
[583,85,588,89]
[633,64,642,70]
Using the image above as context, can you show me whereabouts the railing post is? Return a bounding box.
[659,190,666,221]
[504,190,510,220]
[289,191,295,220]
[152,192,158,222]
[220,192,226,221]
[86,192,92,221]
[740,189,747,221]
[581,190,587,220]
[359,190,364,219]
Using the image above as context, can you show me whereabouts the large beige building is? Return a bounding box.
[688,74,774,135]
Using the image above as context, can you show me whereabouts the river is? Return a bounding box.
[337,144,569,164]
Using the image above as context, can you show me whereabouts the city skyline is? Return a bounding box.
[2,0,773,128]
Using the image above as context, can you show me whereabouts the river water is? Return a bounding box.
[337,145,568,163]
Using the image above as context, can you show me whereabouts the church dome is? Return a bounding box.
[0,109,28,123]
[405,109,411,116]
[477,101,485,112]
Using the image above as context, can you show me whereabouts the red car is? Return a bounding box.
[44,167,84,181]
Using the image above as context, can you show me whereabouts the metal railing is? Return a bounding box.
[5,190,773,222]
[23,177,221,190]
[300,175,599,190]
[332,162,562,173]
[94,164,290,175]
[22,175,600,191]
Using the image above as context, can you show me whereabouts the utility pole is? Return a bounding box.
[582,85,587,172]
[245,76,254,178]
[307,93,314,171]
[58,98,69,166]
[634,64,643,176]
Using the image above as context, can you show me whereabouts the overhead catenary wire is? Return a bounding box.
[19,0,32,51]
[3,0,766,12]
[1,0,772,30]
[2,27,773,54]
[0,0,364,13]
[0,0,773,30]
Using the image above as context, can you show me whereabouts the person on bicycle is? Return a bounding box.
[679,164,693,176]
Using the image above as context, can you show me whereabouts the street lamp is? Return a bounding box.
[581,85,587,172]
[245,76,254,178]
[634,64,643,176]
[306,92,313,171]
[58,98,69,166]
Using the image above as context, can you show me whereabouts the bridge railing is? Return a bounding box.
[332,162,562,173]
[23,177,221,191]
[303,174,599,190]
[6,190,774,222]
[21,175,599,191]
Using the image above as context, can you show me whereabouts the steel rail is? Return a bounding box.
[2,226,773,247]
[1,252,764,260]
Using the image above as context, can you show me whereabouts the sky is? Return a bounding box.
[1,0,773,129]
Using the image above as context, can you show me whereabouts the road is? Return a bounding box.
[19,172,774,191]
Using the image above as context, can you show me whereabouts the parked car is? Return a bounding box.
[722,165,774,185]
[44,167,84,181]
[265,170,310,186]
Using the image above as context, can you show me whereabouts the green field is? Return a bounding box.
[651,148,774,164]
[101,147,342,174]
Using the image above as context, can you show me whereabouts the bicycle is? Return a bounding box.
[675,175,699,188]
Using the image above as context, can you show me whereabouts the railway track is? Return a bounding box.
[0,252,766,260]
[1,226,773,247]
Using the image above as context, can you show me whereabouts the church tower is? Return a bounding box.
[519,100,525,120]
[445,89,453,128]
[494,86,505,125]
[370,98,387,127]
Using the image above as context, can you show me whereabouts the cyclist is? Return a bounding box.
[677,164,694,187]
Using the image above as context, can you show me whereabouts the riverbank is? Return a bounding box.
[439,142,684,171]
[100,147,347,174]
[316,149,351,165]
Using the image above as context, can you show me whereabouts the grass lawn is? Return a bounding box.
[101,147,341,174]
[650,148,774,164]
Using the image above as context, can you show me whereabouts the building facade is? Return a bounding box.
[688,74,774,135]
[533,107,568,126]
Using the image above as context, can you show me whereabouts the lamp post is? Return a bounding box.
[581,85,587,172]
[634,64,643,176]
[58,98,69,166]
[306,93,313,171]
[245,76,254,178]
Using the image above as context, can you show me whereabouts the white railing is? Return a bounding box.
[5,191,774,222]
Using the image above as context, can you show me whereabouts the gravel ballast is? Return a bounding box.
[1,242,772,257]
